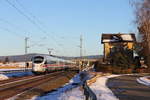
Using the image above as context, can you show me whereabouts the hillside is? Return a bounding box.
[0,53,103,62]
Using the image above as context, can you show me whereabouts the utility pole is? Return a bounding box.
[79,34,83,71]
[25,37,29,71]
[80,34,83,57]
[25,37,29,54]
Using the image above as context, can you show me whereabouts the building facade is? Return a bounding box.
[101,33,136,61]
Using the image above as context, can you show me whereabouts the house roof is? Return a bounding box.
[101,33,136,43]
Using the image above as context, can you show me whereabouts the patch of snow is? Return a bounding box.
[0,74,9,80]
[30,96,38,100]
[34,74,121,100]
[69,73,81,84]
[121,35,133,41]
[36,74,120,100]
[137,76,150,86]
[59,87,84,100]
[89,75,120,100]
[102,39,118,42]
[4,71,33,77]
[59,74,120,100]
[0,68,24,71]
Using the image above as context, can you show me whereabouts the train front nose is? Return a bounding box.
[32,56,45,73]
[32,64,45,72]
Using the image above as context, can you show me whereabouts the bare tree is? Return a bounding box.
[133,0,150,67]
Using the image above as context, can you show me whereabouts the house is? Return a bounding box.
[101,33,136,61]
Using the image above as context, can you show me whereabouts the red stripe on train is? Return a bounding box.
[43,64,70,67]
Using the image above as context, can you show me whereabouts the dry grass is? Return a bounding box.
[87,73,111,85]
[0,66,20,69]
[0,66,32,69]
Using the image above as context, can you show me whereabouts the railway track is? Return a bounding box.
[0,71,69,100]
[0,75,35,85]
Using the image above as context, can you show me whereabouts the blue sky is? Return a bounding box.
[0,0,135,56]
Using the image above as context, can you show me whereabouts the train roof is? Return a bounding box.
[33,55,75,63]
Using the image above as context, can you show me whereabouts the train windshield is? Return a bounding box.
[33,56,44,64]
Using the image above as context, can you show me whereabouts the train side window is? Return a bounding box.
[49,61,57,64]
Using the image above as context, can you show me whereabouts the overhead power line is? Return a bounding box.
[5,0,57,47]
[15,0,46,29]
[6,0,56,44]
[0,17,44,48]
[5,0,46,35]
[0,18,48,53]
[0,26,25,38]
[0,17,30,36]
[5,0,70,55]
[15,0,69,55]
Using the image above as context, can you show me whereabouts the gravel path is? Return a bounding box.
[107,75,150,100]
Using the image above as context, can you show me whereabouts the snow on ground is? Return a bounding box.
[89,75,120,100]
[0,68,31,71]
[137,76,150,86]
[34,72,85,100]
[0,69,20,71]
[4,71,33,77]
[0,74,9,80]
[59,87,84,100]
[34,87,84,100]
[33,73,120,100]
[0,71,33,80]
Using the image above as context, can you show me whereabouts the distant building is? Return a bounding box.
[101,33,136,61]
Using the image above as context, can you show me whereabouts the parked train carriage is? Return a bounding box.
[32,55,75,74]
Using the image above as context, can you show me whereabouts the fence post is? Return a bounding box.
[83,81,97,100]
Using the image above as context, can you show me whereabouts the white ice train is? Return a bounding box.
[32,55,76,74]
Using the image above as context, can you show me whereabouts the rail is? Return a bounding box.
[0,71,65,99]
[83,81,97,100]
